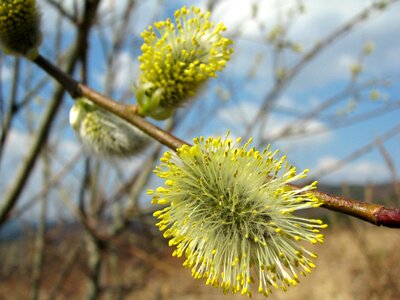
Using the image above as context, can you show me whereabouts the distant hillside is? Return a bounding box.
[317,182,399,205]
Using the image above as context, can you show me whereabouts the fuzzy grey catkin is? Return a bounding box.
[69,98,150,157]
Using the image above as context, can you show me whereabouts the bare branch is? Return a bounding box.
[0,48,80,226]
[316,189,400,228]
[47,243,83,300]
[377,139,400,202]
[45,0,77,24]
[0,58,20,165]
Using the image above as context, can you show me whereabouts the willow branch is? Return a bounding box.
[285,180,400,228]
[32,53,400,229]
[315,190,400,228]
[33,53,187,150]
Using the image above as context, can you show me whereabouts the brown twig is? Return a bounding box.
[284,179,400,228]
[33,54,187,150]
[314,189,400,228]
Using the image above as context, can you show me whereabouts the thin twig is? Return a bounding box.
[110,144,162,237]
[10,151,82,220]
[45,0,77,24]
[129,245,174,275]
[0,88,61,224]
[0,0,108,227]
[101,0,138,97]
[47,243,83,300]
[315,189,400,228]
[84,235,102,300]
[376,139,400,202]
[30,148,50,300]
[263,79,388,142]
[15,77,48,113]
[0,48,80,226]
[0,58,20,166]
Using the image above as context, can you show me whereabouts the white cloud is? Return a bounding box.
[315,156,339,170]
[213,0,299,36]
[312,156,391,184]
[266,117,334,156]
[217,101,259,126]
[116,52,140,89]
[0,129,81,183]
[95,51,139,92]
[216,101,333,147]
[38,0,77,34]
[99,0,128,12]
[53,135,81,162]
[277,118,330,139]
[212,0,376,39]
[0,63,12,83]
[0,130,33,181]
[237,0,394,44]
[213,0,253,31]
[111,0,165,35]
[276,95,297,109]
[287,1,400,90]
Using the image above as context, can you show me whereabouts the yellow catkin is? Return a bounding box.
[150,133,326,297]
[135,6,233,120]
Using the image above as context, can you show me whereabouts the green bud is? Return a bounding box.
[0,0,42,59]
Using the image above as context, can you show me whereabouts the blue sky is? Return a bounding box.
[1,0,400,220]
